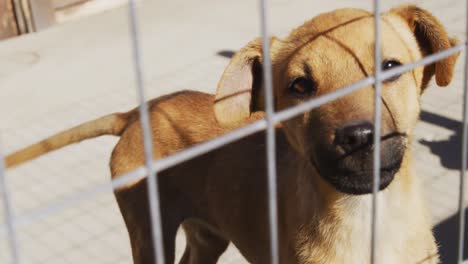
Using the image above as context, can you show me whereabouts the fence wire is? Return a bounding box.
[127,0,166,263]
[258,1,280,264]
[0,44,465,238]
[0,145,21,264]
[1,2,468,264]
[457,1,468,263]
[371,0,382,263]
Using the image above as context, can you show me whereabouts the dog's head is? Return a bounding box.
[214,5,459,195]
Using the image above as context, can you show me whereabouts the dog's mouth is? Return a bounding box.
[323,156,403,195]
[312,134,406,195]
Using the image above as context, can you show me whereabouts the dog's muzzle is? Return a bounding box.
[313,121,406,195]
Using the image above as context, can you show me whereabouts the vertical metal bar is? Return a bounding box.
[458,52,468,264]
[0,144,21,264]
[127,1,165,263]
[370,0,382,263]
[259,1,279,264]
[457,2,468,259]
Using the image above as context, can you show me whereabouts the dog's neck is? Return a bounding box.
[287,150,436,264]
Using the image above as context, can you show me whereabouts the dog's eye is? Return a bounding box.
[382,59,402,82]
[288,77,317,97]
[382,60,402,70]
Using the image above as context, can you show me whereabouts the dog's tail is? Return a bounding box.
[5,112,133,169]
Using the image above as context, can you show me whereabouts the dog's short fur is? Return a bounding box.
[6,5,460,264]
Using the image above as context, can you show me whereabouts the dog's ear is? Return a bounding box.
[214,37,279,126]
[390,5,460,88]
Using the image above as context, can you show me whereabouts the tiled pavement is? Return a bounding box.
[0,0,467,263]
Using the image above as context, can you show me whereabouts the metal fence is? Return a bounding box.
[0,0,467,263]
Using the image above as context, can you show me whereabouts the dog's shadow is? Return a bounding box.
[434,209,468,264]
[418,110,463,170]
[217,50,236,59]
[418,110,468,263]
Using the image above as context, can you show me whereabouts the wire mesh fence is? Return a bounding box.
[1,0,467,263]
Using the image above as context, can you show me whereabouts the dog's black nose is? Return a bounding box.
[335,122,374,152]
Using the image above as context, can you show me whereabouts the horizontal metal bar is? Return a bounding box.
[1,122,267,233]
[5,167,147,230]
[1,42,466,233]
[154,120,267,171]
[381,44,465,81]
[273,44,465,123]
[273,76,375,122]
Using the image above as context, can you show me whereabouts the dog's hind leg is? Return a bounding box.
[179,220,229,264]
[114,178,182,264]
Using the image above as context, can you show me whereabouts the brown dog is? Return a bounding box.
[6,5,459,264]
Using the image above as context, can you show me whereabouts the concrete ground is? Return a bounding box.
[0,0,466,263]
